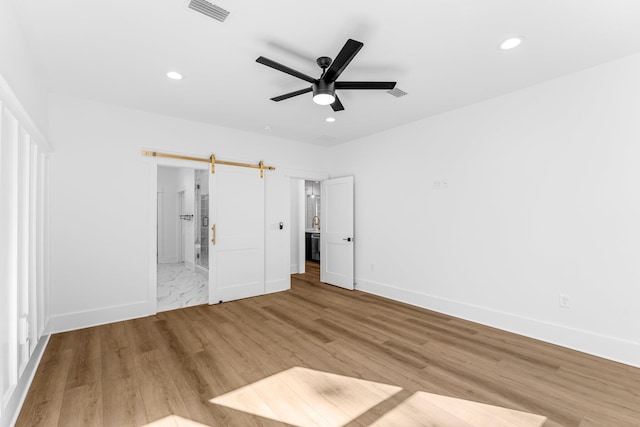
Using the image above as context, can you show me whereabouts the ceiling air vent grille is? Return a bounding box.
[387,87,408,98]
[187,0,230,22]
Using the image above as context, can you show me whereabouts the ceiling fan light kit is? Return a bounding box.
[256,39,396,111]
[312,80,336,105]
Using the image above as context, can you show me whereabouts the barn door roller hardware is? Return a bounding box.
[141,150,275,178]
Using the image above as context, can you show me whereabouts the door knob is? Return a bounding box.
[342,237,352,242]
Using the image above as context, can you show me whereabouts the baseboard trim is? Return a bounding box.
[48,301,149,333]
[195,264,208,276]
[1,334,50,427]
[356,278,640,368]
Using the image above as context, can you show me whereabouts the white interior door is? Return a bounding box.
[321,176,354,290]
[209,165,265,303]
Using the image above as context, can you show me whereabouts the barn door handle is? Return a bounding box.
[211,224,216,245]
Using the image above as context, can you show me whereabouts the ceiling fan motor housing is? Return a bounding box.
[312,80,335,104]
[313,80,334,95]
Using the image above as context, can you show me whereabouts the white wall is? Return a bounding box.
[177,167,195,269]
[329,53,640,367]
[157,166,179,264]
[265,174,291,294]
[0,0,48,133]
[157,166,195,267]
[47,94,329,332]
[290,179,302,273]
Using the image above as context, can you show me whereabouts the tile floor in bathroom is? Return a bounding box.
[157,262,208,312]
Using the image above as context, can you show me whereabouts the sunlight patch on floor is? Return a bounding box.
[210,367,548,427]
[142,415,210,427]
[210,366,403,427]
[370,391,547,427]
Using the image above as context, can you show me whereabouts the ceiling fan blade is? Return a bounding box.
[270,87,313,102]
[256,56,316,83]
[330,95,345,112]
[335,81,396,90]
[322,39,364,82]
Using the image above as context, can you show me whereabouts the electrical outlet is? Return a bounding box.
[434,178,449,190]
[559,294,570,308]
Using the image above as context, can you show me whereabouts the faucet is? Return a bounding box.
[312,215,320,230]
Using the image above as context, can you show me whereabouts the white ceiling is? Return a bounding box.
[12,0,640,146]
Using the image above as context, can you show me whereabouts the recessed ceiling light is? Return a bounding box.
[326,117,336,123]
[499,37,523,50]
[166,71,183,80]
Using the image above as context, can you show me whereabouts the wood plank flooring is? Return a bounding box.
[16,261,640,426]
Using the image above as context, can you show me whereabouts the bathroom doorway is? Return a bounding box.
[305,180,321,266]
[156,166,208,312]
[290,179,322,281]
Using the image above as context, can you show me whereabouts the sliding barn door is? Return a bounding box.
[209,165,265,303]
[321,176,354,290]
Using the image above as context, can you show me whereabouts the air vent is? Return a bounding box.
[187,0,230,22]
[387,87,408,98]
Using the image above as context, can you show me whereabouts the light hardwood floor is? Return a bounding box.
[16,262,640,426]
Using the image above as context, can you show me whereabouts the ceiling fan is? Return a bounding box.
[256,39,396,111]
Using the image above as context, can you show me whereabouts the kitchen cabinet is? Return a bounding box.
[305,232,320,262]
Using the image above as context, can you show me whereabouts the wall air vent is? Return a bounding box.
[387,87,408,98]
[187,0,230,22]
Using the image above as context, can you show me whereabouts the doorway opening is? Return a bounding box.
[157,166,208,312]
[304,180,321,280]
[290,179,323,282]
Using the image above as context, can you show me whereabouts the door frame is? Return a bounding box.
[145,156,208,315]
[177,190,185,263]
